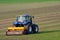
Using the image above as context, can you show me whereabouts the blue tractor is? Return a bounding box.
[6,14,39,35]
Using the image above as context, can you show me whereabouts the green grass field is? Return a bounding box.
[0,0,60,4]
[1,30,60,40]
[0,0,60,40]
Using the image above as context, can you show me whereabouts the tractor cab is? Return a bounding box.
[13,14,33,27]
[16,15,30,23]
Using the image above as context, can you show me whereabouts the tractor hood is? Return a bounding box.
[13,21,28,25]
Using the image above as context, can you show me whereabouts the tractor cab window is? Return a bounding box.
[24,16,30,22]
[17,16,25,22]
[16,16,30,22]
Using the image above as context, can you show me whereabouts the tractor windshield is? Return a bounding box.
[16,15,30,23]
[17,16,26,22]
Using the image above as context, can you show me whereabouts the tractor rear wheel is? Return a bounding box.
[26,25,33,34]
[32,24,39,33]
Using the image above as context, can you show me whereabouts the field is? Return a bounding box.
[0,0,60,3]
[0,0,60,40]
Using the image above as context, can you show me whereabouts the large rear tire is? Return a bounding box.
[32,24,39,33]
[26,25,33,34]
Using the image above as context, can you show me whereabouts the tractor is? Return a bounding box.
[6,14,39,35]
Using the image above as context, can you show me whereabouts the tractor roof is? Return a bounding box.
[17,14,30,17]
